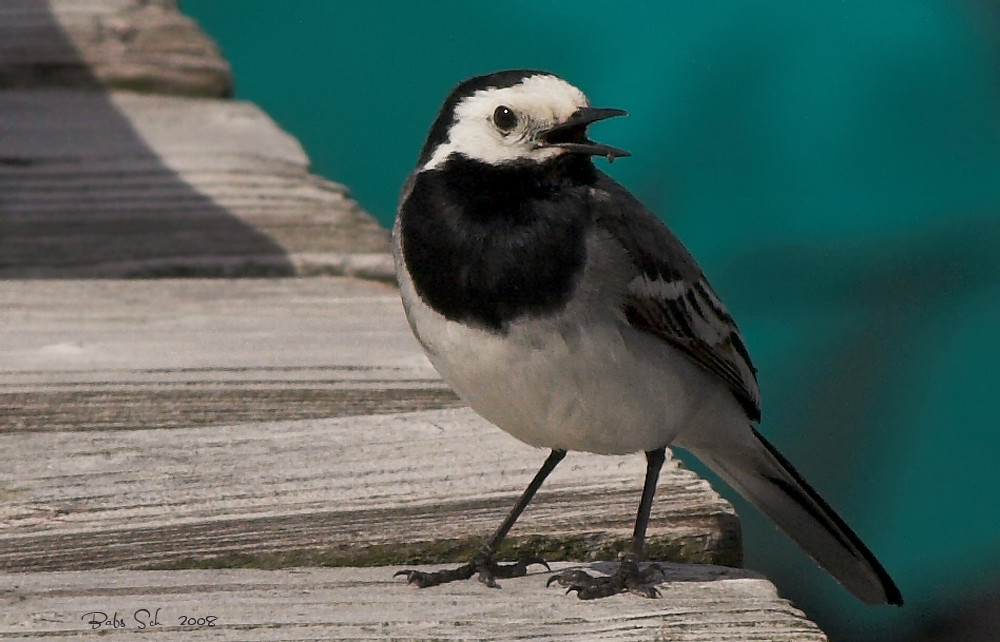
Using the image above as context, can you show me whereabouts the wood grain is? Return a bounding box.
[0,565,829,641]
[0,0,232,96]
[0,90,389,278]
[0,407,740,573]
[0,271,826,639]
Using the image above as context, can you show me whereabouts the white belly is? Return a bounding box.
[435,319,737,454]
[396,266,739,455]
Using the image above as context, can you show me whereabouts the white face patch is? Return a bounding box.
[423,74,590,170]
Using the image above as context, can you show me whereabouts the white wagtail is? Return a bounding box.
[391,69,902,605]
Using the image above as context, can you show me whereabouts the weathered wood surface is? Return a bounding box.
[0,408,738,573]
[0,0,232,96]
[1,279,738,574]
[1,278,449,429]
[1,0,388,279]
[0,565,829,641]
[0,90,390,279]
[0,276,827,639]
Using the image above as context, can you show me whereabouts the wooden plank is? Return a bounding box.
[0,565,828,641]
[0,0,232,96]
[1,278,450,430]
[1,384,461,432]
[0,407,739,573]
[0,278,430,379]
[0,91,390,278]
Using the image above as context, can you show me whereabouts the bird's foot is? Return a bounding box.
[395,552,549,589]
[547,555,664,599]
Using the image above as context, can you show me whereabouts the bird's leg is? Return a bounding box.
[395,449,566,589]
[549,447,666,599]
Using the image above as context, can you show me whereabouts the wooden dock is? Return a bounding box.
[1,279,826,640]
[3,565,827,641]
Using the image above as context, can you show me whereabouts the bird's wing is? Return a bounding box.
[591,174,761,421]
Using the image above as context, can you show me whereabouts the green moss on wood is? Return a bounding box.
[148,513,742,572]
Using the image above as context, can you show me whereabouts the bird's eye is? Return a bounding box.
[492,105,518,133]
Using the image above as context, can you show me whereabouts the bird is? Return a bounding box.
[391,69,902,605]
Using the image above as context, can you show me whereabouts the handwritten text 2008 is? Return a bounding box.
[82,609,218,630]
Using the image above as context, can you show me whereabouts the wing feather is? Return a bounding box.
[591,174,761,421]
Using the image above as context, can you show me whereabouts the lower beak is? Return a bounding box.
[539,107,630,161]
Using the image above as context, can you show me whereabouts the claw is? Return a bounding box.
[520,556,551,573]
[393,569,424,586]
[394,554,549,590]
[547,561,662,600]
[546,569,591,588]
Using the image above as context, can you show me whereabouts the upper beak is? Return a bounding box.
[539,107,630,161]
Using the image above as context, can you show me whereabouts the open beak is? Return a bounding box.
[539,107,630,162]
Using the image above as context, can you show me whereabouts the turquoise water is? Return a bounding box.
[181,2,1000,639]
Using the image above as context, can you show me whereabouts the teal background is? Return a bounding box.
[180,2,1000,640]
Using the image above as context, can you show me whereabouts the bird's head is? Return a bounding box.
[416,70,629,171]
